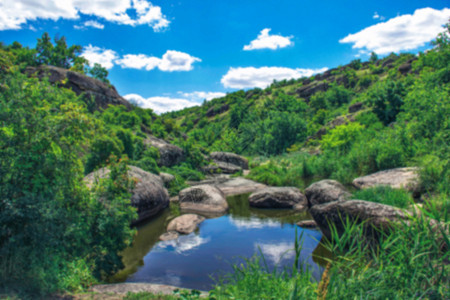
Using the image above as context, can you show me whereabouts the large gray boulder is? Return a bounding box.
[210,152,249,170]
[305,179,351,207]
[84,165,169,224]
[144,135,184,167]
[309,199,408,240]
[179,185,228,216]
[352,167,419,193]
[167,214,205,235]
[248,187,307,210]
[25,65,132,111]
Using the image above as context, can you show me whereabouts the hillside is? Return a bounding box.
[0,26,449,298]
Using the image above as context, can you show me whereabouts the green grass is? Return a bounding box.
[352,186,412,208]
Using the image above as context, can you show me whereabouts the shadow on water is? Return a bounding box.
[110,193,332,290]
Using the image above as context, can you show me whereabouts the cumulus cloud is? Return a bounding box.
[116,50,201,72]
[221,66,328,89]
[0,0,170,31]
[124,94,201,114]
[340,7,450,55]
[74,20,104,30]
[244,28,293,51]
[116,54,161,70]
[178,91,226,101]
[81,45,118,69]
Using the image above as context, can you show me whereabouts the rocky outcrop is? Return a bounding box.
[143,135,184,167]
[202,161,243,175]
[206,103,229,117]
[210,152,249,170]
[204,152,249,175]
[159,172,175,187]
[309,199,408,240]
[84,165,169,224]
[352,167,419,193]
[167,214,205,235]
[179,184,228,216]
[305,179,351,207]
[348,102,364,113]
[25,65,132,111]
[248,187,307,210]
[296,81,329,100]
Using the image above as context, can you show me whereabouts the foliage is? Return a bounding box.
[36,32,87,71]
[0,71,136,294]
[369,80,406,125]
[352,186,412,208]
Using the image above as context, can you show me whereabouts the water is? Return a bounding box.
[111,193,329,291]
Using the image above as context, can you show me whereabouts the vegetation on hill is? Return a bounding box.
[0,23,448,298]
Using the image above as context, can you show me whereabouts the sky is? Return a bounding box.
[0,1,449,113]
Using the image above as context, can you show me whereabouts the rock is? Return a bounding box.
[296,81,329,100]
[352,167,419,193]
[305,180,351,207]
[179,185,228,216]
[248,187,308,209]
[159,172,175,186]
[297,220,318,229]
[91,283,207,296]
[84,165,169,224]
[210,152,249,170]
[348,102,364,113]
[215,177,266,196]
[206,103,229,117]
[202,161,243,174]
[167,214,205,235]
[159,231,179,241]
[25,65,132,111]
[309,199,408,240]
[143,135,184,167]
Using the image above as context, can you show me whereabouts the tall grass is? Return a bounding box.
[352,186,413,208]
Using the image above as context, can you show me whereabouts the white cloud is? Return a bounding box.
[341,7,450,55]
[116,50,201,72]
[158,50,202,72]
[124,94,201,114]
[0,0,169,31]
[74,20,105,30]
[178,91,226,101]
[244,28,293,51]
[84,20,104,29]
[81,45,118,69]
[372,12,385,21]
[116,54,161,70]
[221,66,328,89]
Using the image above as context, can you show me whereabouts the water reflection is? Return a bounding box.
[157,233,210,254]
[111,193,331,290]
[257,242,295,264]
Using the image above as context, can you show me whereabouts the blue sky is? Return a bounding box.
[0,1,449,113]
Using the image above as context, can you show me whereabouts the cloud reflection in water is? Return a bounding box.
[157,233,210,254]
